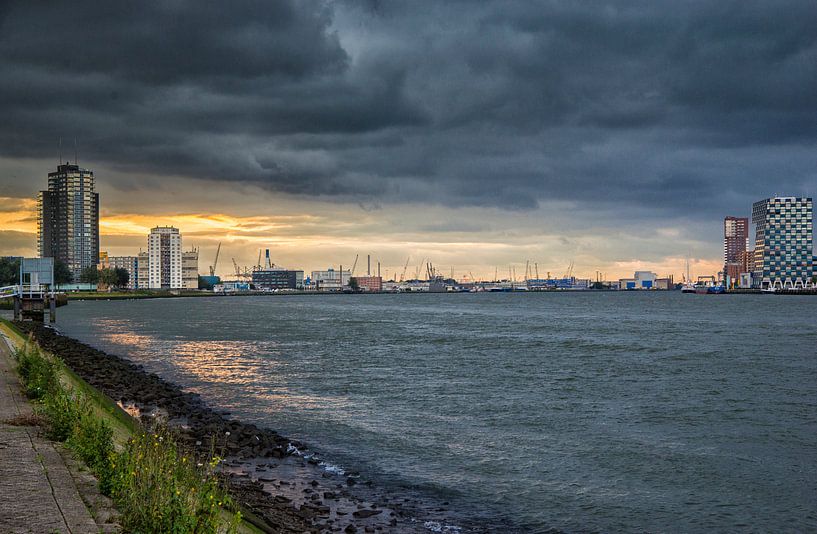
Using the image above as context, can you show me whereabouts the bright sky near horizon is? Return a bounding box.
[1,2,815,279]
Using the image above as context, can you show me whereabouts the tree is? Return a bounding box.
[0,257,20,286]
[98,268,119,289]
[348,277,360,291]
[80,266,99,284]
[114,267,129,289]
[54,260,73,285]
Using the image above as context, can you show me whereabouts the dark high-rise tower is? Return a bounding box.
[723,216,748,286]
[38,163,100,281]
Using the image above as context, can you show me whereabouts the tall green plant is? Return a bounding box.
[15,345,58,399]
[109,429,240,533]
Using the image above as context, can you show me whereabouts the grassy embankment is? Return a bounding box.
[0,319,261,534]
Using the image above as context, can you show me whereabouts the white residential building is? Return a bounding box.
[148,226,182,289]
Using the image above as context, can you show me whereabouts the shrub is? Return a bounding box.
[15,345,58,399]
[69,409,115,493]
[39,386,83,441]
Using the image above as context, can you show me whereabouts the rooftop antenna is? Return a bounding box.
[74,138,78,165]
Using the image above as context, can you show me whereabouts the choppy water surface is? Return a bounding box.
[57,293,817,532]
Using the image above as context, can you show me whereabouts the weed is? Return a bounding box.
[69,408,115,493]
[38,386,83,441]
[13,342,241,533]
[14,344,58,399]
[108,428,240,533]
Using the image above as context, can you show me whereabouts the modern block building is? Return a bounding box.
[182,248,199,290]
[251,250,302,290]
[723,216,749,287]
[751,197,814,289]
[147,226,182,289]
[38,163,100,281]
[252,268,304,290]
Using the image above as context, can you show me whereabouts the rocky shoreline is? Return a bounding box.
[13,322,467,533]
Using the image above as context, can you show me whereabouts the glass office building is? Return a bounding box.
[751,197,814,289]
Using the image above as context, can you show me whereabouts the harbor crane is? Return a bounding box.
[400,256,411,282]
[350,254,359,277]
[564,260,575,279]
[232,258,241,278]
[415,257,425,280]
[256,249,262,271]
[209,242,221,277]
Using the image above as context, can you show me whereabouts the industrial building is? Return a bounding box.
[618,271,666,290]
[251,250,303,290]
[252,269,303,290]
[38,162,100,281]
[526,277,590,290]
[310,268,351,291]
[354,276,383,292]
[751,197,814,289]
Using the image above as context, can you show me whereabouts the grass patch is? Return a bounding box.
[11,342,241,533]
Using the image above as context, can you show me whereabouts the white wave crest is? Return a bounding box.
[423,520,462,533]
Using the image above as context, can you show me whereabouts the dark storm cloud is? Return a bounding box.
[1,0,816,217]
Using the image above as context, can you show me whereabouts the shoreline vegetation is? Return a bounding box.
[3,319,434,533]
[5,321,246,533]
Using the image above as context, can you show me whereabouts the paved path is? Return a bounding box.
[0,328,100,533]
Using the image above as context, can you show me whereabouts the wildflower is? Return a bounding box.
[225,431,231,436]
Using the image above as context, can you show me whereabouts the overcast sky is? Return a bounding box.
[1,1,815,279]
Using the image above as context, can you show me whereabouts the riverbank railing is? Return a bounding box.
[0,285,20,299]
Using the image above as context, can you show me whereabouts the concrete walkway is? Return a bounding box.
[0,328,101,533]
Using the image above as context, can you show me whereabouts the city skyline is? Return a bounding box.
[3,159,814,282]
[2,2,816,279]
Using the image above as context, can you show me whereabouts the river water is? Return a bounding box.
[55,292,817,532]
